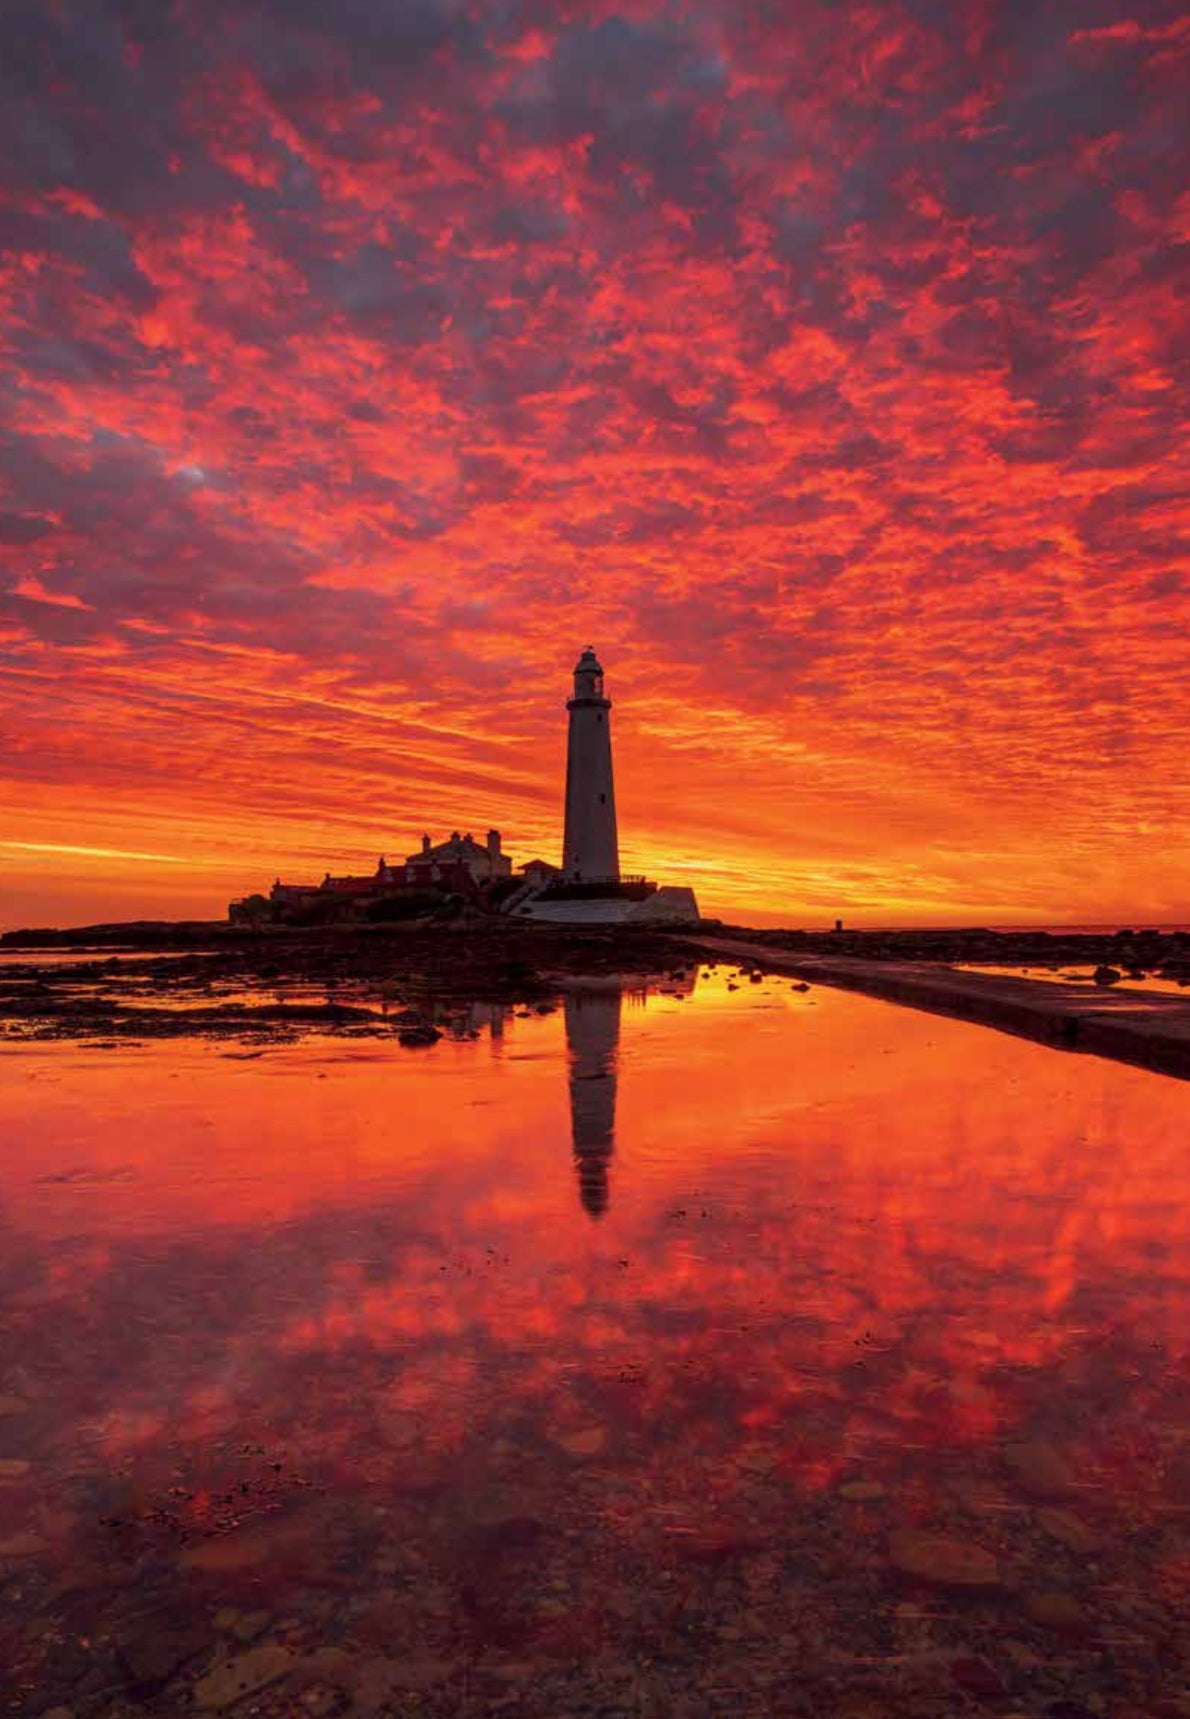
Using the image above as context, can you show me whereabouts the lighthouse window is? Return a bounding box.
[600,793,607,804]
[596,713,603,723]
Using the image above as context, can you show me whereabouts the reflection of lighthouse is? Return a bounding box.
[564,984,623,1219]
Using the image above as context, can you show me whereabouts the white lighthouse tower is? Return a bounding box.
[563,646,620,883]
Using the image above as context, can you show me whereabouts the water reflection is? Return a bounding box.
[565,983,621,1217]
[565,973,696,1217]
[4,970,1190,1717]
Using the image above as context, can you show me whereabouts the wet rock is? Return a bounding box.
[1003,1439,1078,1499]
[1093,966,1122,986]
[1023,1590,1093,1637]
[0,1457,31,1479]
[397,1024,442,1047]
[193,1642,296,1709]
[0,1393,30,1417]
[1038,1507,1103,1554]
[888,1531,1000,1589]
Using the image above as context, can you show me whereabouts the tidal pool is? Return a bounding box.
[3,968,1190,1717]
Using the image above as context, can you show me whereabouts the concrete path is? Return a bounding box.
[692,936,1190,1083]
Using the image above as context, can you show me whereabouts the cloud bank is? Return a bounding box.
[1,0,1187,924]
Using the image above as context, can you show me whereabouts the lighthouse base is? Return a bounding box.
[517,885,700,927]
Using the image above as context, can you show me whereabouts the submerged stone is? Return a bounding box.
[193,1642,296,1710]
[839,1481,886,1501]
[1022,1590,1093,1636]
[1003,1439,1078,1499]
[554,1425,607,1458]
[0,1531,49,1557]
[888,1531,1000,1589]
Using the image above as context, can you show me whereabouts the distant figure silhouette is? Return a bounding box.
[564,984,623,1218]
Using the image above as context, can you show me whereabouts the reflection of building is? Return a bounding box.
[564,983,623,1219]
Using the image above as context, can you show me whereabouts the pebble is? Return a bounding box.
[1038,1507,1103,1554]
[0,1394,30,1417]
[951,1655,1006,1698]
[1023,1590,1093,1637]
[231,1609,273,1643]
[554,1425,607,1458]
[0,1458,31,1480]
[888,1531,1000,1589]
[839,1481,886,1502]
[298,1680,346,1716]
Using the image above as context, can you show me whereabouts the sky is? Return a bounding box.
[1,0,1188,930]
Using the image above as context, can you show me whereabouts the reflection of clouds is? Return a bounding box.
[2,981,1190,1557]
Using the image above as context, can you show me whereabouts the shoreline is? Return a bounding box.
[1,919,1188,1067]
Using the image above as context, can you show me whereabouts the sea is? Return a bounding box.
[3,963,1190,1715]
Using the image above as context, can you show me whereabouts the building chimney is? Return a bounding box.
[422,833,431,854]
[487,829,501,856]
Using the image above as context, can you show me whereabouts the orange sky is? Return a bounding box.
[1,1,1188,929]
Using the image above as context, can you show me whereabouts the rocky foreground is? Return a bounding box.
[0,922,697,1042]
[1,917,1188,1043]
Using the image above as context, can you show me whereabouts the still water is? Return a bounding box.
[4,970,1190,1717]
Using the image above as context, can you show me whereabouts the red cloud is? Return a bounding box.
[0,0,1187,927]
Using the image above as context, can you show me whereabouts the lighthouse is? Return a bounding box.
[563,646,620,882]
